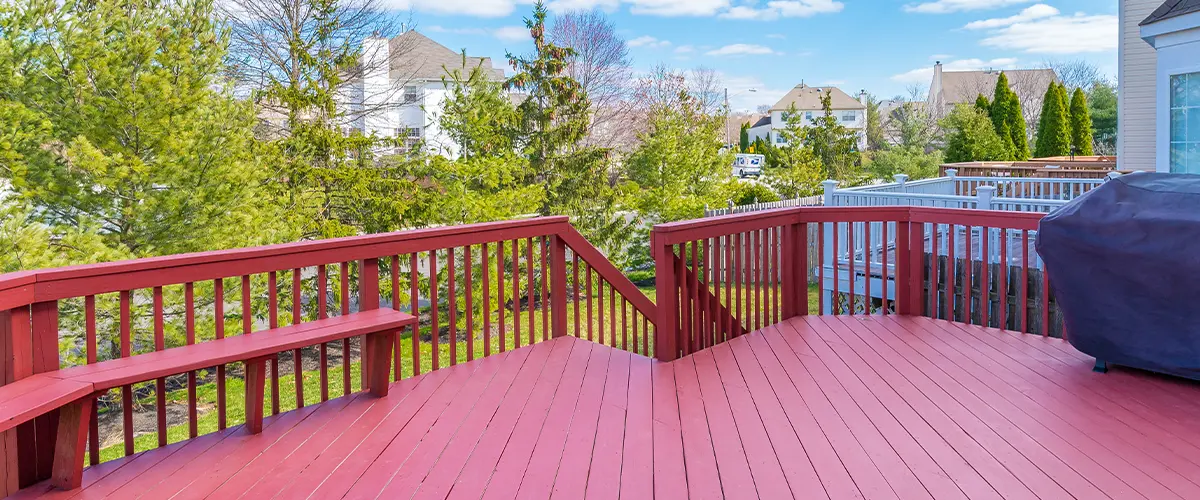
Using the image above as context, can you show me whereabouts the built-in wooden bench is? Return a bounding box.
[0,308,415,490]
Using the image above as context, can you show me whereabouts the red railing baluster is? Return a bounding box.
[215,279,227,429]
[599,269,608,347]
[482,243,491,357]
[292,269,304,408]
[572,253,580,338]
[85,295,99,465]
[947,226,956,322]
[498,242,506,353]
[864,223,872,316]
[1042,257,1051,338]
[882,222,889,315]
[340,262,351,394]
[527,238,535,346]
[688,241,698,351]
[609,281,617,349]
[832,224,840,315]
[153,286,167,447]
[586,262,594,343]
[411,254,421,375]
[965,225,973,325]
[512,240,521,349]
[735,234,743,331]
[931,223,939,319]
[317,265,329,399]
[465,246,474,362]
[185,283,197,439]
[268,271,279,415]
[449,247,457,366]
[430,250,439,371]
[622,296,629,351]
[818,223,825,315]
[1000,229,1008,330]
[848,223,855,316]
[120,290,133,456]
[541,237,549,342]
[981,228,990,328]
[724,235,733,340]
[390,256,401,380]
[1022,230,1030,333]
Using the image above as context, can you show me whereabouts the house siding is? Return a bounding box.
[1120,0,1162,171]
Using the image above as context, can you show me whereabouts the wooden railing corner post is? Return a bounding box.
[549,235,568,338]
[651,231,679,362]
[781,221,809,319]
[358,258,380,391]
[895,218,924,316]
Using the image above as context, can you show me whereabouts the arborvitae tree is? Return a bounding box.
[1034,82,1072,157]
[942,104,1008,163]
[975,94,991,114]
[739,123,750,153]
[1069,87,1095,155]
[990,73,1012,143]
[1004,90,1029,160]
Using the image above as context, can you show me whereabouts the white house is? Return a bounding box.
[1138,0,1200,174]
[747,84,868,150]
[340,31,506,159]
[1121,0,1163,172]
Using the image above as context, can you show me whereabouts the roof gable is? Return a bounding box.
[770,84,865,112]
[1142,0,1200,26]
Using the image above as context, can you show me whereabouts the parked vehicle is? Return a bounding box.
[733,154,765,178]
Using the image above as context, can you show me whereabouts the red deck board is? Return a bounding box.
[581,349,631,500]
[446,337,572,500]
[20,316,1200,500]
[409,345,541,500]
[901,317,1199,499]
[833,316,1094,500]
[477,338,583,500]
[852,317,1127,500]
[512,341,599,499]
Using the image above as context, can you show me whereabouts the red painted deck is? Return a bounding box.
[15,315,1200,499]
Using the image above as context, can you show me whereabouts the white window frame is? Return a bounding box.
[403,86,419,104]
[1169,71,1200,174]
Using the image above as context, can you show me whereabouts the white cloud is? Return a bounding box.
[979,13,1117,54]
[630,0,730,16]
[891,57,1020,83]
[381,0,530,17]
[425,25,490,36]
[546,0,619,12]
[629,35,672,48]
[493,26,531,42]
[705,43,779,56]
[674,45,695,54]
[723,74,787,112]
[719,0,843,20]
[903,0,1033,14]
[766,33,787,39]
[963,4,1058,29]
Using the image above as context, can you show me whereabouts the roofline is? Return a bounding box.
[1141,10,1200,44]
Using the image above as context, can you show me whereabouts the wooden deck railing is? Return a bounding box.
[0,217,652,494]
[651,206,1059,361]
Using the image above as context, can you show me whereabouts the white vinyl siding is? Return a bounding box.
[1119,0,1161,171]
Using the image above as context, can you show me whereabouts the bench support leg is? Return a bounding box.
[245,357,269,434]
[50,395,96,490]
[1093,359,1108,374]
[366,331,396,397]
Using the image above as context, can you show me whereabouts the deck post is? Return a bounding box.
[549,235,568,338]
[781,222,809,319]
[358,258,379,392]
[244,356,268,434]
[1,307,32,496]
[49,395,96,490]
[652,231,679,362]
[895,220,924,316]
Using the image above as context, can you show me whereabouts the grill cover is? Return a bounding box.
[1037,173,1200,380]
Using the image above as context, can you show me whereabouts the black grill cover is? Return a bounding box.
[1037,173,1200,380]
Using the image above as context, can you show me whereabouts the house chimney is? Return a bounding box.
[362,36,392,138]
[859,90,868,105]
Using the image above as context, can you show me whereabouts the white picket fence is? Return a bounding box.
[704,195,824,217]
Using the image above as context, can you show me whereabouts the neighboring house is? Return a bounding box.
[926,62,1056,138]
[1139,0,1200,174]
[1121,0,1163,172]
[747,84,868,150]
[340,31,506,159]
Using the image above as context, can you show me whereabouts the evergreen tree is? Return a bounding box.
[507,1,628,251]
[805,90,862,181]
[974,94,991,114]
[942,105,1008,163]
[0,0,285,257]
[1069,87,1095,155]
[739,123,750,153]
[1087,81,1117,154]
[1034,83,1072,157]
[763,104,823,198]
[1004,90,1029,160]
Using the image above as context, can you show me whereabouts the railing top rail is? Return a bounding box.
[653,206,1045,245]
[952,176,1105,183]
[832,192,969,201]
[0,216,571,308]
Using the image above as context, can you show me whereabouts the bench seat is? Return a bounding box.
[0,308,415,490]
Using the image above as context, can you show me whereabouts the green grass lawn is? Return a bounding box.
[97,282,820,461]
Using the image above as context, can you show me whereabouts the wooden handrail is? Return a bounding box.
[0,217,570,308]
[556,226,656,324]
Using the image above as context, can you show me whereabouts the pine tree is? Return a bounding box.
[739,123,750,153]
[990,73,1012,144]
[987,73,1029,160]
[1034,83,1072,157]
[1069,87,1095,155]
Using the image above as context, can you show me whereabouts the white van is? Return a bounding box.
[733,154,765,178]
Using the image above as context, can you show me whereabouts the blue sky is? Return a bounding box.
[395,0,1118,111]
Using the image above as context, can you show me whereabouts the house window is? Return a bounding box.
[775,133,786,144]
[805,111,813,121]
[842,112,856,122]
[403,86,419,103]
[780,112,791,121]
[1170,73,1200,174]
